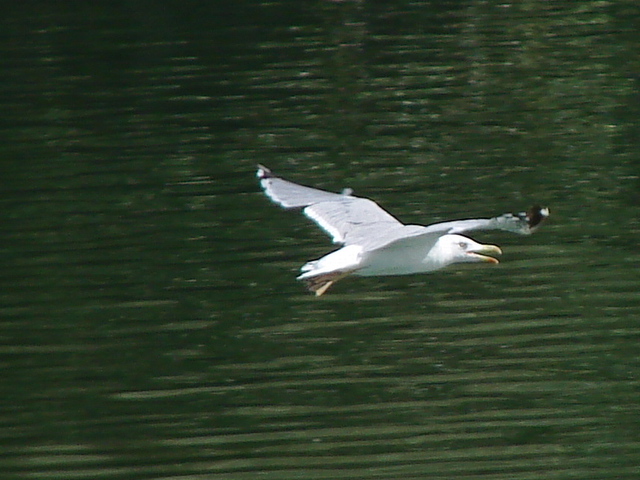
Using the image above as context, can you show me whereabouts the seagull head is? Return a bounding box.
[437,234,502,266]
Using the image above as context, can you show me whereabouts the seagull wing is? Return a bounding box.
[372,206,550,255]
[322,205,549,252]
[257,165,402,245]
[419,205,550,236]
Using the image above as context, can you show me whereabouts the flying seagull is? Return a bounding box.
[257,165,548,296]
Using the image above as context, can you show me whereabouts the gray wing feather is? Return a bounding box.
[258,165,402,244]
[258,167,347,208]
[304,199,400,244]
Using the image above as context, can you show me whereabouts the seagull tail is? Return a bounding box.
[296,246,363,295]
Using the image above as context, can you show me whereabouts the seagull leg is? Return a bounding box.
[313,280,335,297]
[302,270,353,296]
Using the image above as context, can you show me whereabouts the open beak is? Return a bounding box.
[469,244,502,264]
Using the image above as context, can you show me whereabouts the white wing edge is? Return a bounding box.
[303,205,345,243]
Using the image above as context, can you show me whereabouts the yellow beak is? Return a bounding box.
[470,244,502,264]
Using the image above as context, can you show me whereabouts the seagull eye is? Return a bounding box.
[458,241,468,250]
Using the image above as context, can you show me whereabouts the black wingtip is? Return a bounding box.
[256,164,274,179]
[527,205,550,231]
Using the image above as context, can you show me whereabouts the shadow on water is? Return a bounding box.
[2,1,640,479]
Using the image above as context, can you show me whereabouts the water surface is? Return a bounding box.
[2,2,640,479]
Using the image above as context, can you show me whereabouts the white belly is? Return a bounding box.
[356,246,443,277]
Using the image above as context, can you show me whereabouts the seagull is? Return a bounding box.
[257,165,549,296]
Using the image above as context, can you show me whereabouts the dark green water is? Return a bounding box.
[2,2,640,479]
